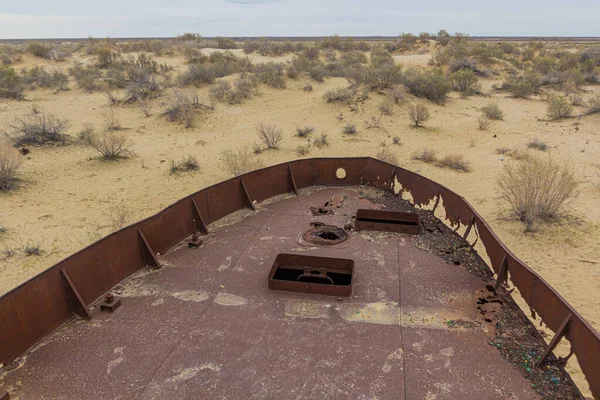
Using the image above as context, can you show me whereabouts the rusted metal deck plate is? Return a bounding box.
[1,189,541,399]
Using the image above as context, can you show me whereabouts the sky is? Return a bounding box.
[0,0,599,39]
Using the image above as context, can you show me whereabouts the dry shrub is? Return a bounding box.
[324,87,355,104]
[527,139,548,151]
[8,110,70,146]
[221,148,264,176]
[392,136,401,145]
[437,154,471,172]
[388,87,406,104]
[296,144,311,156]
[23,242,42,256]
[170,155,199,173]
[342,123,357,135]
[497,155,578,231]
[546,96,573,120]
[408,104,430,127]
[585,94,600,114]
[257,124,283,149]
[253,62,286,88]
[502,72,542,98]
[27,42,52,59]
[82,129,134,160]
[481,102,504,120]
[302,83,313,92]
[296,126,315,137]
[313,134,329,148]
[412,149,437,163]
[478,116,491,130]
[163,91,198,128]
[102,109,122,131]
[138,97,152,117]
[107,202,134,230]
[374,148,398,164]
[365,116,382,129]
[379,100,394,115]
[0,144,21,191]
[209,80,231,102]
[495,147,511,155]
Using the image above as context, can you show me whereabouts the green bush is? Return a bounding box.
[27,42,52,59]
[0,66,24,99]
[451,69,480,97]
[481,102,504,120]
[502,72,542,98]
[403,68,451,104]
[546,96,573,120]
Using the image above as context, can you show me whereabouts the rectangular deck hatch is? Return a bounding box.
[268,254,354,297]
[355,209,420,235]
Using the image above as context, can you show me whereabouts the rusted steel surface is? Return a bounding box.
[355,209,421,235]
[268,253,354,297]
[0,157,598,398]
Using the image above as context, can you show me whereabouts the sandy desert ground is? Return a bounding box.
[0,40,599,396]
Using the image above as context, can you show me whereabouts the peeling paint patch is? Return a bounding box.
[284,300,331,319]
[107,347,124,375]
[218,256,232,271]
[214,293,247,306]
[166,364,221,384]
[338,302,400,325]
[171,290,209,303]
[382,348,403,373]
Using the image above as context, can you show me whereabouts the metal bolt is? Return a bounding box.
[105,293,114,304]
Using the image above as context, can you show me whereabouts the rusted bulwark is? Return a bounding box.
[0,158,598,398]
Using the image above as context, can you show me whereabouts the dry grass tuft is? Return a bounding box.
[527,139,548,151]
[497,155,578,231]
[296,126,315,137]
[170,155,200,174]
[0,144,21,191]
[221,148,265,176]
[481,102,504,120]
[437,154,471,172]
[412,149,438,163]
[313,134,329,148]
[342,123,357,135]
[374,148,398,164]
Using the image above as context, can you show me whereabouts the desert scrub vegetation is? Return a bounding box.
[527,139,548,151]
[481,102,504,120]
[0,144,21,191]
[81,128,134,160]
[402,68,451,104]
[257,124,283,150]
[22,66,69,91]
[478,117,491,130]
[26,42,52,59]
[163,91,202,128]
[586,95,600,115]
[0,66,25,99]
[342,123,357,135]
[324,88,355,104]
[412,149,438,163]
[313,134,329,148]
[296,144,311,156]
[23,242,43,257]
[437,154,471,172]
[209,77,256,104]
[296,126,315,138]
[374,148,398,164]
[170,155,200,174]
[408,104,431,127]
[253,63,286,89]
[7,110,70,146]
[379,100,394,115]
[365,116,382,130]
[500,72,542,98]
[546,96,573,120]
[180,51,251,86]
[451,69,481,97]
[221,148,265,177]
[497,154,578,232]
